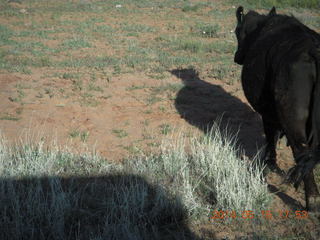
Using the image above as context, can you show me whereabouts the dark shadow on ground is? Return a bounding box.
[171,68,264,159]
[267,184,305,211]
[0,174,206,240]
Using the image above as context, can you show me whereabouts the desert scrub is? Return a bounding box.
[0,132,190,239]
[0,122,272,239]
[125,123,272,219]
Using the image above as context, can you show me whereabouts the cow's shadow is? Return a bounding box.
[171,68,265,159]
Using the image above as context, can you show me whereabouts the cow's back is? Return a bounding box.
[241,15,320,121]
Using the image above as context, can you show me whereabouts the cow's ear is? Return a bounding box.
[268,6,276,16]
[236,6,244,23]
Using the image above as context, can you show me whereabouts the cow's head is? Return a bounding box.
[234,6,276,65]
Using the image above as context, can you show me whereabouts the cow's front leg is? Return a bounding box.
[262,117,284,175]
[304,171,320,214]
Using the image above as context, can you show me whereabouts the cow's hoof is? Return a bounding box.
[265,162,285,177]
[307,196,320,215]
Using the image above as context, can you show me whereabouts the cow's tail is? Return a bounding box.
[287,47,320,189]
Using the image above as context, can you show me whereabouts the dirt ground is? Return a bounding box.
[1,0,320,239]
[2,67,320,239]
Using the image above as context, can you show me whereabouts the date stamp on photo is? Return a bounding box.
[210,210,309,220]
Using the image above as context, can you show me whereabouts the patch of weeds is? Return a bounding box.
[159,106,166,113]
[0,4,21,17]
[141,133,151,140]
[150,65,166,74]
[101,95,112,100]
[120,23,156,34]
[143,109,152,114]
[210,66,229,81]
[194,23,220,38]
[15,107,23,115]
[72,79,83,91]
[48,1,99,14]
[157,49,199,68]
[36,92,44,98]
[159,124,172,135]
[126,32,139,37]
[112,129,128,138]
[147,142,160,147]
[69,129,81,138]
[0,113,20,121]
[155,35,169,42]
[44,88,54,98]
[60,37,92,50]
[0,24,15,45]
[69,129,89,142]
[80,92,99,107]
[9,89,25,103]
[88,83,103,92]
[170,55,198,67]
[123,144,141,155]
[58,88,65,95]
[181,4,202,12]
[178,39,203,53]
[146,95,162,105]
[127,43,151,55]
[33,57,52,67]
[90,72,97,82]
[15,83,31,89]
[75,17,106,34]
[141,119,149,126]
[124,44,152,69]
[16,29,56,39]
[123,55,149,69]
[151,83,184,95]
[126,84,147,91]
[93,25,115,35]
[167,22,178,31]
[2,55,32,73]
[62,72,81,80]
[148,65,167,79]
[113,65,121,75]
[210,57,239,83]
[148,73,167,80]
[12,41,55,57]
[205,41,235,54]
[60,56,119,69]
[80,131,89,142]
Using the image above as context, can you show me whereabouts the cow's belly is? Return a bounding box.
[241,60,273,115]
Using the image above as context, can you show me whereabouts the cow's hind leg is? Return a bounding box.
[286,129,320,213]
[277,59,320,212]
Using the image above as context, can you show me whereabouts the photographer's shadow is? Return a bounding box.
[0,174,206,240]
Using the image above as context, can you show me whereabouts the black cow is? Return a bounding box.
[234,6,320,212]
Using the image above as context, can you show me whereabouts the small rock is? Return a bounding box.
[19,8,27,14]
